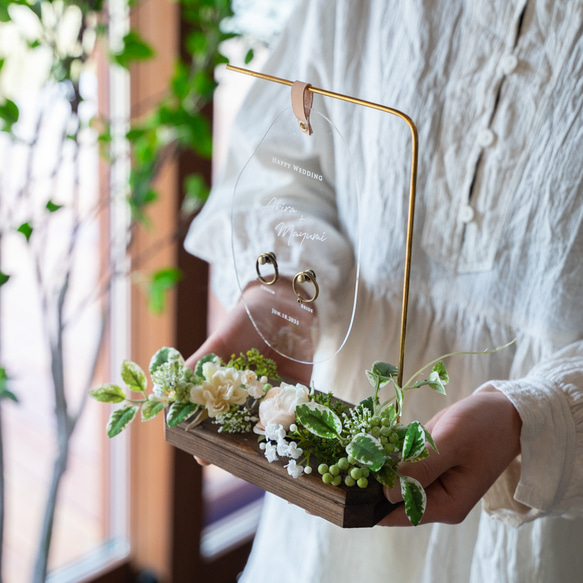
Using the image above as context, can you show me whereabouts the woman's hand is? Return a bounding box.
[380,387,522,526]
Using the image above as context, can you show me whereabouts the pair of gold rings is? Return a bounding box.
[256,252,319,304]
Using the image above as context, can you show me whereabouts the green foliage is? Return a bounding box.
[147,267,182,314]
[401,421,426,462]
[111,30,155,69]
[0,366,18,403]
[346,433,385,471]
[0,270,9,286]
[90,383,126,404]
[400,476,426,526]
[107,405,139,438]
[45,200,63,213]
[17,222,33,242]
[295,402,342,439]
[0,98,19,133]
[227,348,281,381]
[167,401,198,427]
[141,400,166,422]
[149,346,184,375]
[121,360,147,393]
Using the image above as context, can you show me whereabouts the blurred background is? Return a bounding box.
[0,1,296,581]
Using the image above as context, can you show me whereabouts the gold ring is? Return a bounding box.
[293,270,319,303]
[256,252,278,285]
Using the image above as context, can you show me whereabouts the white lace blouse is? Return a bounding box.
[185,0,583,581]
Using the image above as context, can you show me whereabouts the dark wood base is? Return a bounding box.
[165,419,396,528]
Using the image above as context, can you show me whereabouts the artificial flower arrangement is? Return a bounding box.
[91,346,463,526]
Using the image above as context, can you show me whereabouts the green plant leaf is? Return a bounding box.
[194,353,219,379]
[141,400,165,421]
[295,402,342,439]
[395,383,404,415]
[401,475,426,526]
[166,401,198,427]
[121,360,147,393]
[112,30,155,69]
[380,402,397,426]
[0,367,17,403]
[0,98,19,132]
[147,268,182,314]
[0,270,10,287]
[107,405,139,437]
[358,396,375,412]
[366,361,397,389]
[374,464,397,488]
[90,383,126,404]
[422,424,439,453]
[182,173,210,215]
[244,47,254,65]
[46,200,63,213]
[402,421,426,462]
[149,346,184,375]
[17,222,33,242]
[346,433,386,471]
[410,361,449,395]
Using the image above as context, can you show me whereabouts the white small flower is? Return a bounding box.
[289,423,297,432]
[259,442,266,450]
[277,439,290,457]
[264,442,278,463]
[304,466,312,474]
[265,423,286,441]
[285,441,303,459]
[285,459,304,478]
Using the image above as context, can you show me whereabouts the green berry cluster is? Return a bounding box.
[317,457,371,489]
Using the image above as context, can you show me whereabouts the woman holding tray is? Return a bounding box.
[185,1,583,581]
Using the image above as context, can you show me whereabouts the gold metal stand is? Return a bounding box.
[227,65,418,387]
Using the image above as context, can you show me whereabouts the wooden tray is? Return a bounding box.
[165,418,396,528]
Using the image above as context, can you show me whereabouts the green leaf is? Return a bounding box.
[0,98,19,132]
[358,396,375,413]
[295,402,342,439]
[422,424,439,453]
[107,405,139,437]
[0,367,17,403]
[379,402,397,426]
[148,268,182,314]
[402,421,427,462]
[411,361,449,395]
[141,400,165,421]
[395,383,404,415]
[0,270,10,287]
[112,30,155,69]
[90,383,126,404]
[194,353,219,379]
[346,433,386,472]
[17,222,33,242]
[366,361,397,389]
[182,173,210,215]
[166,401,198,427]
[401,475,426,526]
[244,47,254,65]
[121,360,147,393]
[46,200,63,213]
[149,346,184,375]
[374,464,397,488]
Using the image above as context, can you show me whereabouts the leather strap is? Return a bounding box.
[291,80,313,135]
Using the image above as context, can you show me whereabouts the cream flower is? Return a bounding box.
[190,362,247,417]
[255,382,310,433]
[241,369,266,399]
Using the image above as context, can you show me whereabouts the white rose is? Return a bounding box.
[255,382,310,433]
[190,363,247,417]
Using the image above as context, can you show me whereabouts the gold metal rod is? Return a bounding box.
[226,65,418,388]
